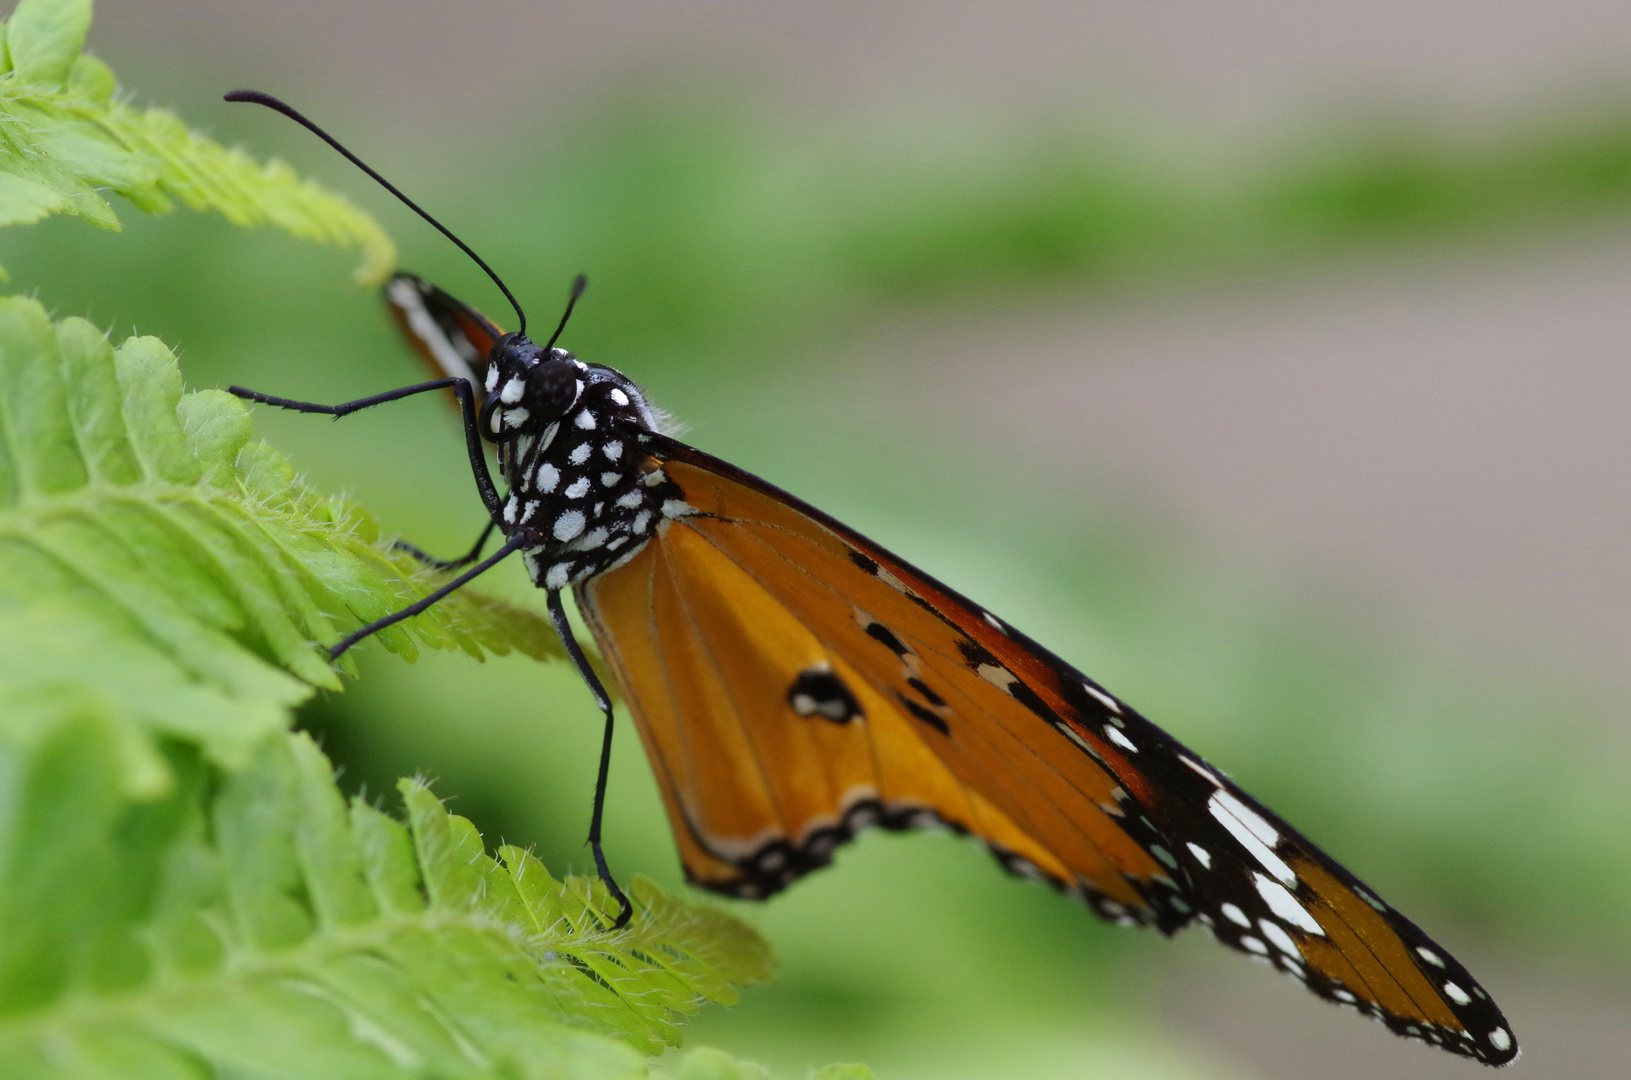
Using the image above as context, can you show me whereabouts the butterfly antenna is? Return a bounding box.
[544,274,589,354]
[224,89,529,336]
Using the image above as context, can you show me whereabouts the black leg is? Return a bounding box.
[330,530,532,659]
[229,378,505,521]
[548,589,633,930]
[394,520,498,571]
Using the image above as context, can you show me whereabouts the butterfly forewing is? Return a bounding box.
[574,433,1518,1067]
[385,273,503,402]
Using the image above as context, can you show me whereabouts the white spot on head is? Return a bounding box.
[1186,842,1212,869]
[1105,725,1138,752]
[662,498,696,518]
[570,443,592,465]
[565,477,591,499]
[553,510,585,541]
[1416,947,1445,968]
[1488,1028,1512,1052]
[1220,902,1252,927]
[502,496,519,524]
[500,377,525,404]
[484,366,499,392]
[600,471,622,486]
[1253,873,1325,935]
[1209,791,1296,885]
[1443,982,1471,1006]
[1259,918,1303,959]
[616,489,644,509]
[632,510,651,534]
[609,387,630,406]
[1240,935,1269,955]
[502,406,529,428]
[574,409,596,429]
[536,462,560,492]
[544,561,573,589]
[603,440,623,461]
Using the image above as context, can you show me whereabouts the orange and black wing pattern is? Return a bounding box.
[576,432,1518,1067]
[384,272,504,398]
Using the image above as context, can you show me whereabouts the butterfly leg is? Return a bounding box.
[393,520,498,570]
[229,378,504,520]
[547,589,634,931]
[329,529,534,658]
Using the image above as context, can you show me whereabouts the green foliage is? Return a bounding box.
[0,0,393,281]
[0,293,562,791]
[0,727,775,1078]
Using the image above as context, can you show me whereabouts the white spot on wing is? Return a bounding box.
[1259,919,1303,959]
[1488,1028,1511,1052]
[1208,792,1296,885]
[1080,681,1123,716]
[1253,873,1324,935]
[1105,725,1138,752]
[1416,947,1445,968]
[1240,935,1269,955]
[1186,842,1212,869]
[1220,902,1251,927]
[1180,756,1223,786]
[1443,982,1471,1005]
[662,498,696,519]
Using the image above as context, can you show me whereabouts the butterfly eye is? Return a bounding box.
[529,358,579,419]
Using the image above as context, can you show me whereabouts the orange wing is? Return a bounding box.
[576,433,1518,1067]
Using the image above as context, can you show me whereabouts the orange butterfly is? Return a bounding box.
[227,91,1518,1067]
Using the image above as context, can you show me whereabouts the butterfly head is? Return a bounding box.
[478,334,585,442]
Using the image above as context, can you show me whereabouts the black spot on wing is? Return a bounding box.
[906,676,946,708]
[849,550,880,575]
[787,667,862,723]
[957,638,1000,668]
[864,620,910,657]
[895,691,950,735]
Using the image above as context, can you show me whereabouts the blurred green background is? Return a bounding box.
[10,2,1631,1076]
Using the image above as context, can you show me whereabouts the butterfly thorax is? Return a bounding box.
[480,338,690,590]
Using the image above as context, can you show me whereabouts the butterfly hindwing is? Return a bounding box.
[575,432,1518,1067]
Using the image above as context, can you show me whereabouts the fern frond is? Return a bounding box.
[0,294,560,790]
[0,728,774,1079]
[0,0,394,282]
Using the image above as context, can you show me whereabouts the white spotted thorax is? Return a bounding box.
[479,335,691,591]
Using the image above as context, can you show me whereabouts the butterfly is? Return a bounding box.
[225,91,1518,1067]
